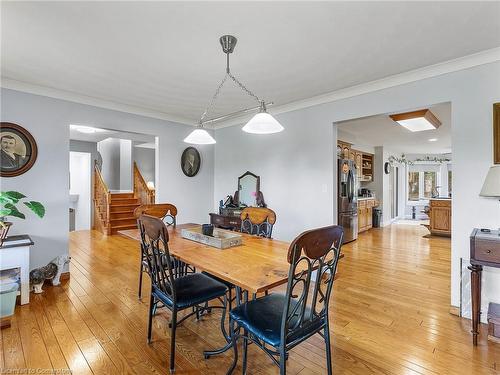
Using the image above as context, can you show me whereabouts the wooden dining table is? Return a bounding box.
[118,223,295,294]
[119,223,343,360]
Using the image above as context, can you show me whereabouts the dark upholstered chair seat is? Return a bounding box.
[229,294,324,347]
[201,271,235,288]
[153,273,227,309]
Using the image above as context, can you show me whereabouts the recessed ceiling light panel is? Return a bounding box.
[70,124,106,134]
[390,109,441,132]
[428,138,438,142]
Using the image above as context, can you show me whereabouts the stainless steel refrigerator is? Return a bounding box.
[338,159,358,242]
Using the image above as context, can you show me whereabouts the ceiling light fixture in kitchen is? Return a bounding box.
[70,125,106,134]
[390,109,441,132]
[184,35,283,144]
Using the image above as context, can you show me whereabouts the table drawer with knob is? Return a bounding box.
[471,238,500,263]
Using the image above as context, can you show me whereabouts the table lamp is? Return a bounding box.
[480,165,500,234]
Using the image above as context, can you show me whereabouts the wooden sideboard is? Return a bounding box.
[428,199,451,236]
[358,198,377,233]
[209,213,241,231]
[469,228,500,345]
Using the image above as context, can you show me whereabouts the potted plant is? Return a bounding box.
[0,191,45,246]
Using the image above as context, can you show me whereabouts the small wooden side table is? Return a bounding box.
[0,235,33,305]
[469,228,500,345]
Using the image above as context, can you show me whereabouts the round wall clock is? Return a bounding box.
[384,162,391,174]
[0,122,38,177]
[181,147,201,177]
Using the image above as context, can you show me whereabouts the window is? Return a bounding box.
[408,172,420,201]
[407,167,440,201]
[423,171,437,198]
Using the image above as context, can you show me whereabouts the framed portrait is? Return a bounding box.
[0,122,38,177]
[494,103,500,164]
[181,147,201,177]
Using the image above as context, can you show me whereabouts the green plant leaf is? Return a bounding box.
[7,209,25,219]
[0,208,12,217]
[3,191,26,204]
[4,203,17,209]
[24,201,45,218]
[0,194,15,205]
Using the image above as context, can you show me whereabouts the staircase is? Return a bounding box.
[108,193,141,234]
[93,162,154,235]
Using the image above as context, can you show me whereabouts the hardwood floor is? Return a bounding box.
[1,224,499,374]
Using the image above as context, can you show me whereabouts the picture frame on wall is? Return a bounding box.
[181,147,201,177]
[494,103,500,164]
[0,122,38,177]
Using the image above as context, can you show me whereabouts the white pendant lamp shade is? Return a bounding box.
[242,102,284,134]
[242,112,284,134]
[183,128,216,145]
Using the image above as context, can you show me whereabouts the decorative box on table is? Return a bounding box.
[181,226,242,249]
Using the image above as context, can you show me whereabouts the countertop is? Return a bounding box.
[357,197,376,200]
[429,197,452,201]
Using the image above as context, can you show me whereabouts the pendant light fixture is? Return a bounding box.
[184,35,283,144]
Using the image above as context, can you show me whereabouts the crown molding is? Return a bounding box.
[213,47,500,129]
[2,47,499,130]
[0,78,195,126]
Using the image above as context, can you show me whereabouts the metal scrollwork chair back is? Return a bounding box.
[137,214,228,373]
[282,225,343,347]
[135,203,188,299]
[240,207,276,238]
[226,225,344,375]
[137,214,177,304]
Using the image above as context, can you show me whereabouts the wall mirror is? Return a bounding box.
[237,171,260,207]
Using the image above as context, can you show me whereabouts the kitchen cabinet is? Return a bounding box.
[358,198,377,233]
[337,141,373,182]
[338,140,351,159]
[428,199,451,236]
[361,153,374,182]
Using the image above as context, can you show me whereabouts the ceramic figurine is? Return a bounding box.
[29,255,71,293]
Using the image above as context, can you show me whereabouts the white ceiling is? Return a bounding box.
[69,125,155,144]
[337,103,451,155]
[2,2,499,125]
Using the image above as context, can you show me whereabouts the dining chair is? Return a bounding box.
[137,214,229,373]
[134,204,186,299]
[226,225,344,375]
[204,207,277,308]
[240,207,276,238]
[134,203,177,227]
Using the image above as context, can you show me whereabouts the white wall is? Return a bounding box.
[134,145,155,185]
[69,139,100,226]
[97,138,121,190]
[1,88,214,271]
[214,62,500,318]
[119,139,132,191]
[215,108,337,242]
[69,140,99,165]
[69,152,91,230]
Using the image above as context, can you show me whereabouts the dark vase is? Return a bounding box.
[202,224,214,237]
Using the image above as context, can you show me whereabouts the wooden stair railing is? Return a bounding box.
[93,162,111,235]
[133,162,155,205]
